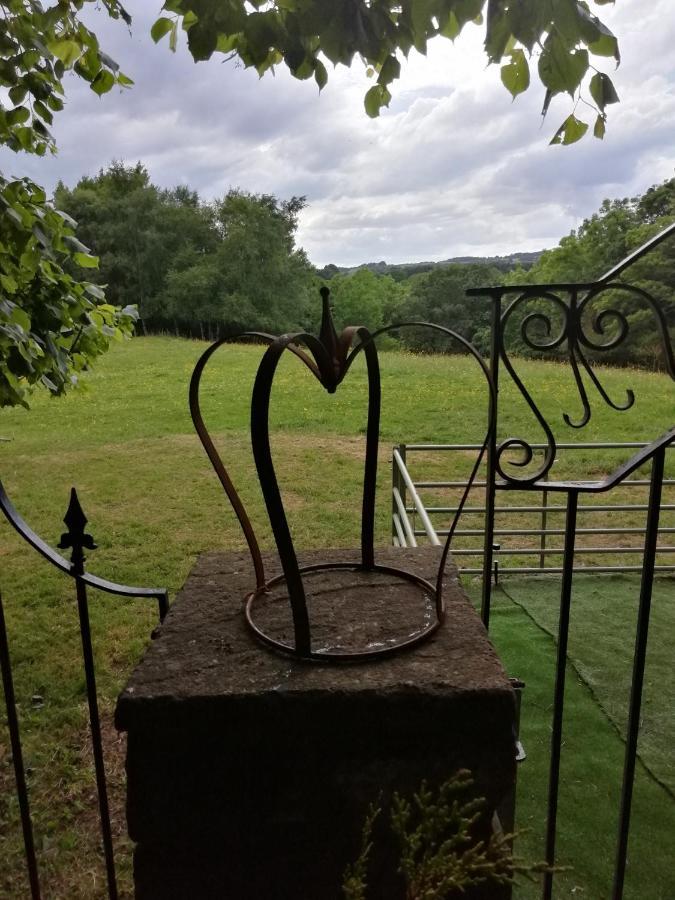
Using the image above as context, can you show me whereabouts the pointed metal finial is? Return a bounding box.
[58,488,97,570]
[318,286,339,365]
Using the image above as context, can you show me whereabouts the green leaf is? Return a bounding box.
[187,21,218,61]
[40,374,58,392]
[593,113,606,139]
[91,69,115,95]
[33,100,53,125]
[550,114,589,145]
[589,72,619,111]
[10,305,31,331]
[439,11,461,41]
[151,17,175,43]
[0,274,18,294]
[378,55,401,87]
[539,38,589,96]
[8,85,27,105]
[6,106,30,126]
[364,84,391,118]
[47,40,82,68]
[84,283,106,300]
[501,49,530,98]
[589,32,620,60]
[314,59,327,90]
[73,252,99,269]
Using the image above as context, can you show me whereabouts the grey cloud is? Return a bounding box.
[1,0,674,267]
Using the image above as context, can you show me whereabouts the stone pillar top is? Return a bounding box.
[116,547,513,731]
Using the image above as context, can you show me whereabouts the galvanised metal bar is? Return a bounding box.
[391,452,398,545]
[458,565,675,575]
[414,478,675,488]
[392,487,417,547]
[543,490,578,900]
[429,526,675,537]
[413,503,675,514]
[397,443,407,516]
[435,546,675,556]
[392,512,407,548]
[0,593,41,900]
[405,441,672,451]
[612,448,666,899]
[392,449,441,546]
[540,475,549,570]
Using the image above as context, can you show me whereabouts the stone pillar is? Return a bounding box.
[115,548,517,900]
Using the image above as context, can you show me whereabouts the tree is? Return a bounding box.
[153,0,621,145]
[504,177,675,368]
[55,162,217,325]
[0,1,137,407]
[0,1,626,405]
[394,263,503,353]
[325,268,408,333]
[165,190,315,334]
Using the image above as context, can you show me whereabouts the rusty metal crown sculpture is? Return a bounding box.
[189,287,494,662]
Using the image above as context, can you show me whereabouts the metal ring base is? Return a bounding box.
[245,561,444,663]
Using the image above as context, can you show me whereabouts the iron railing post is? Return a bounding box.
[543,489,578,900]
[612,448,665,899]
[481,291,501,629]
[75,577,118,900]
[0,593,41,900]
[58,489,118,900]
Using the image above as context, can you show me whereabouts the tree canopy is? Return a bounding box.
[0,1,627,406]
[153,0,621,145]
[55,164,316,338]
[0,0,136,407]
[505,177,675,368]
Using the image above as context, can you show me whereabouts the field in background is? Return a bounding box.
[0,336,673,898]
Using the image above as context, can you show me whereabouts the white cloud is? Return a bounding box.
[1,0,674,266]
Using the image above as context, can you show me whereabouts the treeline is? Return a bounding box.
[54,163,316,339]
[55,165,674,367]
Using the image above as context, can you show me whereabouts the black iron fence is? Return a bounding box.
[1,222,674,899]
[461,222,674,900]
[0,484,168,900]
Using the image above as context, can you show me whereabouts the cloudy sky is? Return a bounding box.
[3,2,675,266]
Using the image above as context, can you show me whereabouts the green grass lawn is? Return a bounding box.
[466,578,675,900]
[0,336,673,898]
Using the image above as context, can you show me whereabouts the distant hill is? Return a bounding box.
[317,250,545,281]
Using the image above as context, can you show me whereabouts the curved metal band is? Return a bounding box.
[250,331,336,656]
[344,321,497,622]
[189,332,275,590]
[0,480,167,602]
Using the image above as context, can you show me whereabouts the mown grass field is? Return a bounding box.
[0,336,673,898]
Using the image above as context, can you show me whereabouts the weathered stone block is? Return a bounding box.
[115,548,516,899]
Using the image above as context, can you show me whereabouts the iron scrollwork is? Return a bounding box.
[487,223,675,487]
